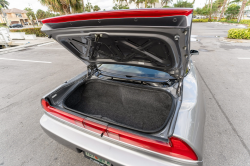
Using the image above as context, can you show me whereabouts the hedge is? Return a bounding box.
[228,28,250,39]
[0,23,7,26]
[10,28,47,37]
[193,19,210,22]
[193,19,250,25]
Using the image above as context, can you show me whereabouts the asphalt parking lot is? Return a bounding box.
[1,23,250,166]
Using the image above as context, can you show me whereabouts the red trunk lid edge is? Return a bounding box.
[42,8,193,24]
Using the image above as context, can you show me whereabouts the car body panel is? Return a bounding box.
[40,111,202,166]
[39,8,205,165]
[173,60,205,161]
[40,58,205,165]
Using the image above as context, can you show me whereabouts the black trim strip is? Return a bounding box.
[46,16,187,29]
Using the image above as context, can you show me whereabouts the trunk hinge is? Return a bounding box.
[87,65,98,78]
[176,77,183,97]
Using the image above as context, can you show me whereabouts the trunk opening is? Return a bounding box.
[63,79,174,133]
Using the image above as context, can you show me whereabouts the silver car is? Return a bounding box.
[40,8,205,166]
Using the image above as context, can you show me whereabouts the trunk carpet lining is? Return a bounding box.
[64,80,173,132]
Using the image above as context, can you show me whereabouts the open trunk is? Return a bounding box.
[64,79,174,133]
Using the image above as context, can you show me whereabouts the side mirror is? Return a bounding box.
[190,50,199,56]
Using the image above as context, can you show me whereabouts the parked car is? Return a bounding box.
[24,22,29,25]
[40,8,205,166]
[9,24,23,28]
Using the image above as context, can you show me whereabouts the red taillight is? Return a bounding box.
[41,99,84,126]
[41,99,197,161]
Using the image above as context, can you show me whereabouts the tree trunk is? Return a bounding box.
[62,4,71,15]
[218,0,227,21]
[145,0,148,8]
[82,0,85,12]
[207,0,210,9]
[237,0,247,23]
[210,0,213,19]
[125,0,128,6]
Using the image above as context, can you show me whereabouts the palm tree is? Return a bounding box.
[148,0,159,8]
[237,0,247,22]
[39,0,82,15]
[114,0,128,5]
[82,0,85,12]
[161,0,172,7]
[93,5,100,11]
[192,0,196,4]
[85,1,93,12]
[218,0,228,21]
[129,0,142,8]
[144,0,147,8]
[0,0,9,9]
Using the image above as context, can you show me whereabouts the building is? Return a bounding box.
[0,8,30,26]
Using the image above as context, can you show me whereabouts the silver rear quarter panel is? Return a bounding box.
[173,60,206,162]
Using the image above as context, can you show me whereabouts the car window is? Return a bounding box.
[99,64,172,79]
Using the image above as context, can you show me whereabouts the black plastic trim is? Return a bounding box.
[46,16,187,29]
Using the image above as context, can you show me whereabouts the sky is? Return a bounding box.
[8,0,208,13]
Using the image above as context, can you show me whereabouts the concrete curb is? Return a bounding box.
[0,40,55,55]
[219,37,250,43]
[207,22,248,28]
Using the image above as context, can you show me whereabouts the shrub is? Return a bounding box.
[239,19,250,25]
[0,23,7,26]
[228,28,250,39]
[193,19,209,22]
[193,19,216,22]
[10,28,47,37]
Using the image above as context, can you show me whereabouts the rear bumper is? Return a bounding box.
[40,113,203,166]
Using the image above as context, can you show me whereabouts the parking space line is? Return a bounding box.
[238,58,250,60]
[0,58,52,63]
[37,42,55,47]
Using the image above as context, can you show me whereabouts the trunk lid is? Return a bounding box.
[41,8,193,79]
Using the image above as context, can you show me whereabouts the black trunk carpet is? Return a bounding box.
[64,80,172,132]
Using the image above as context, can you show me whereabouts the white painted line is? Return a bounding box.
[0,58,52,63]
[37,42,55,47]
[191,38,197,41]
[238,58,250,59]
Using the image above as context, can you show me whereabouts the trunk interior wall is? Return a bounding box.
[64,80,173,132]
